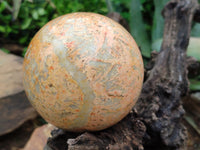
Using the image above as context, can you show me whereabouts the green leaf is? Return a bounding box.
[130,0,151,57]
[140,0,146,4]
[152,0,169,43]
[6,25,12,34]
[32,9,39,20]
[152,38,162,51]
[189,79,200,91]
[0,25,6,32]
[19,35,29,44]
[0,1,12,13]
[18,4,29,19]
[37,8,46,15]
[0,1,6,13]
[21,18,32,30]
[10,25,19,34]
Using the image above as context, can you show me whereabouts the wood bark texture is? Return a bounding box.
[46,0,199,149]
[135,0,198,149]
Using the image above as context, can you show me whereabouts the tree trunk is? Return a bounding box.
[46,0,199,149]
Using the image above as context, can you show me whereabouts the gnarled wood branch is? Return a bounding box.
[135,0,198,149]
[46,0,199,149]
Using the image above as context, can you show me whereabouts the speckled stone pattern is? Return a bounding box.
[23,12,144,132]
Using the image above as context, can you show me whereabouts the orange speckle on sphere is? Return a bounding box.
[118,66,122,70]
[65,41,74,48]
[91,112,95,116]
[80,96,83,101]
[50,66,54,70]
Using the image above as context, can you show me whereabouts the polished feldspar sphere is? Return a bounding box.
[23,12,144,132]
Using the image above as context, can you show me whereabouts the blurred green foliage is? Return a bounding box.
[130,0,151,57]
[0,0,155,53]
[0,0,107,46]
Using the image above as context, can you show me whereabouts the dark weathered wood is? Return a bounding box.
[136,0,198,149]
[46,0,199,149]
[146,53,200,79]
[47,113,146,150]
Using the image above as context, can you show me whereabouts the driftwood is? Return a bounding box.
[46,0,199,149]
[135,0,198,149]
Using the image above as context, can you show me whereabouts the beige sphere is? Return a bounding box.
[23,12,144,132]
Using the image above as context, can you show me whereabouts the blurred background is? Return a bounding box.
[0,0,200,150]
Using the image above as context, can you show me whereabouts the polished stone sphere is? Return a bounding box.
[23,12,144,132]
